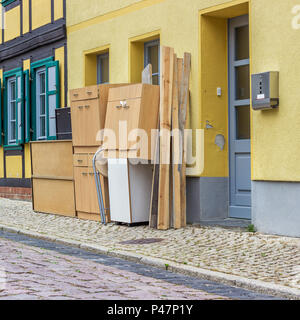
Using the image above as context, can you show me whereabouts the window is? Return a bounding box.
[3,68,24,148]
[144,40,160,85]
[36,68,46,140]
[31,57,60,141]
[97,53,109,84]
[7,77,17,144]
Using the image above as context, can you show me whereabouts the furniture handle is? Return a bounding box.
[84,105,90,109]
[77,159,83,163]
[78,105,83,109]
[87,91,92,95]
[73,93,79,97]
[82,172,88,176]
[116,105,122,109]
[120,100,129,109]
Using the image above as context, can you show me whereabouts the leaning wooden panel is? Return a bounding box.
[179,53,191,228]
[158,46,174,230]
[172,56,182,229]
[31,140,73,178]
[32,179,76,217]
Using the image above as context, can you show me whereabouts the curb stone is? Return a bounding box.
[0,224,299,300]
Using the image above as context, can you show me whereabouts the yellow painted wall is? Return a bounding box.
[54,0,64,21]
[23,0,30,34]
[24,144,31,179]
[55,46,65,107]
[251,0,300,182]
[0,148,3,178]
[4,6,20,42]
[67,0,300,181]
[32,0,51,30]
[67,0,243,178]
[6,156,22,179]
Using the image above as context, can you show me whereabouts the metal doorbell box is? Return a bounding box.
[251,71,279,110]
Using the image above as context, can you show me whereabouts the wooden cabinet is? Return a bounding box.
[73,147,110,222]
[70,84,126,147]
[70,84,118,222]
[31,140,76,217]
[104,84,160,160]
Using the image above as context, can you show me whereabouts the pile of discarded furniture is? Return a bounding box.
[31,46,191,230]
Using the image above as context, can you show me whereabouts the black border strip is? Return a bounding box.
[0,178,31,188]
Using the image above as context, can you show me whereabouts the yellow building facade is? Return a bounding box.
[0,0,67,199]
[67,0,300,237]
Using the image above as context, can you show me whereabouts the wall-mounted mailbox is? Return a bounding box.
[251,71,279,110]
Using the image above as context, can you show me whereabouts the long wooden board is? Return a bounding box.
[157,46,174,230]
[172,55,182,229]
[178,53,191,228]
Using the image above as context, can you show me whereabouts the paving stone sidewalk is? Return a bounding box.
[0,198,299,295]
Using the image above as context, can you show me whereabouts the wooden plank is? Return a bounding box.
[178,53,191,228]
[143,63,159,229]
[172,55,182,229]
[31,140,73,178]
[149,126,159,228]
[32,179,76,217]
[157,46,174,230]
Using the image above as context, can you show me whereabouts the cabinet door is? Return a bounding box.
[74,167,91,213]
[89,170,110,216]
[105,98,141,150]
[71,99,101,146]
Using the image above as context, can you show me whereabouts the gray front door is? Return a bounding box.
[228,15,251,219]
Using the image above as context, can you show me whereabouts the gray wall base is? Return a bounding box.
[186,177,229,223]
[252,181,300,238]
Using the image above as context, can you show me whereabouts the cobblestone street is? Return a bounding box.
[0,230,277,300]
[0,199,299,299]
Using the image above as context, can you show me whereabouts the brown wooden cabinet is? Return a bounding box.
[70,84,126,147]
[73,148,110,222]
[104,84,160,160]
[70,85,115,222]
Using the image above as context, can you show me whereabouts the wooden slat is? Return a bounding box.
[172,55,182,229]
[157,46,174,230]
[143,64,159,228]
[178,53,191,228]
[149,127,160,228]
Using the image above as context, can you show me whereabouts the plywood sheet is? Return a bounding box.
[32,179,76,217]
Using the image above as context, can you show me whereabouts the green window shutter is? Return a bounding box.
[45,60,60,140]
[24,70,31,143]
[16,70,24,145]
[0,79,2,146]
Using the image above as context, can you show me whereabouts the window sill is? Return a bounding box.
[3,145,23,151]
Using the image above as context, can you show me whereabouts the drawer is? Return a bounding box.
[73,154,88,167]
[73,153,96,167]
[70,86,98,101]
[108,84,144,101]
